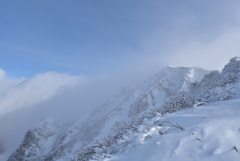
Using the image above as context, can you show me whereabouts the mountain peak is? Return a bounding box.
[8,57,240,161]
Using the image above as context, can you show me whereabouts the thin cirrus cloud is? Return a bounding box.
[136,26,240,72]
[1,0,240,78]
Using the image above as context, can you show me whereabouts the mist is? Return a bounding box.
[0,67,159,159]
[1,0,240,160]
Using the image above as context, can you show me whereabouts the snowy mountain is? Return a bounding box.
[7,118,62,161]
[7,57,240,161]
[107,99,240,161]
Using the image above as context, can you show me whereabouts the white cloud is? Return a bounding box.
[0,69,80,117]
[0,70,89,159]
[1,1,240,160]
[0,66,144,160]
[0,68,6,80]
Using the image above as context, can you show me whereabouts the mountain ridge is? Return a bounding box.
[7,66,209,161]
[8,57,240,161]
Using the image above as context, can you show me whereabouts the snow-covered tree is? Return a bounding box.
[162,90,195,112]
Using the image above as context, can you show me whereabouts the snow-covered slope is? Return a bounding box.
[70,57,240,161]
[7,117,62,161]
[8,57,240,161]
[8,66,209,161]
[105,99,240,161]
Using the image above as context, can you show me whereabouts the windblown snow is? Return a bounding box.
[104,99,240,161]
[5,57,240,161]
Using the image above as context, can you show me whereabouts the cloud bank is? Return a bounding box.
[1,0,240,160]
[0,70,80,117]
[0,70,89,159]
[0,68,147,160]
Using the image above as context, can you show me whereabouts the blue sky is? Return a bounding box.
[1,1,240,159]
[1,0,240,78]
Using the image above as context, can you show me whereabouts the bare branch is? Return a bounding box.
[162,118,184,130]
[93,155,103,159]
[95,139,104,147]
[234,146,238,152]
[173,123,185,130]
[196,138,202,142]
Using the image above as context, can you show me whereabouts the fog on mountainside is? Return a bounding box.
[1,0,240,160]
[0,69,152,160]
[7,66,208,160]
[0,57,239,161]
[6,57,240,161]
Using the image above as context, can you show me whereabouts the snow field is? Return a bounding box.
[104,100,240,161]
